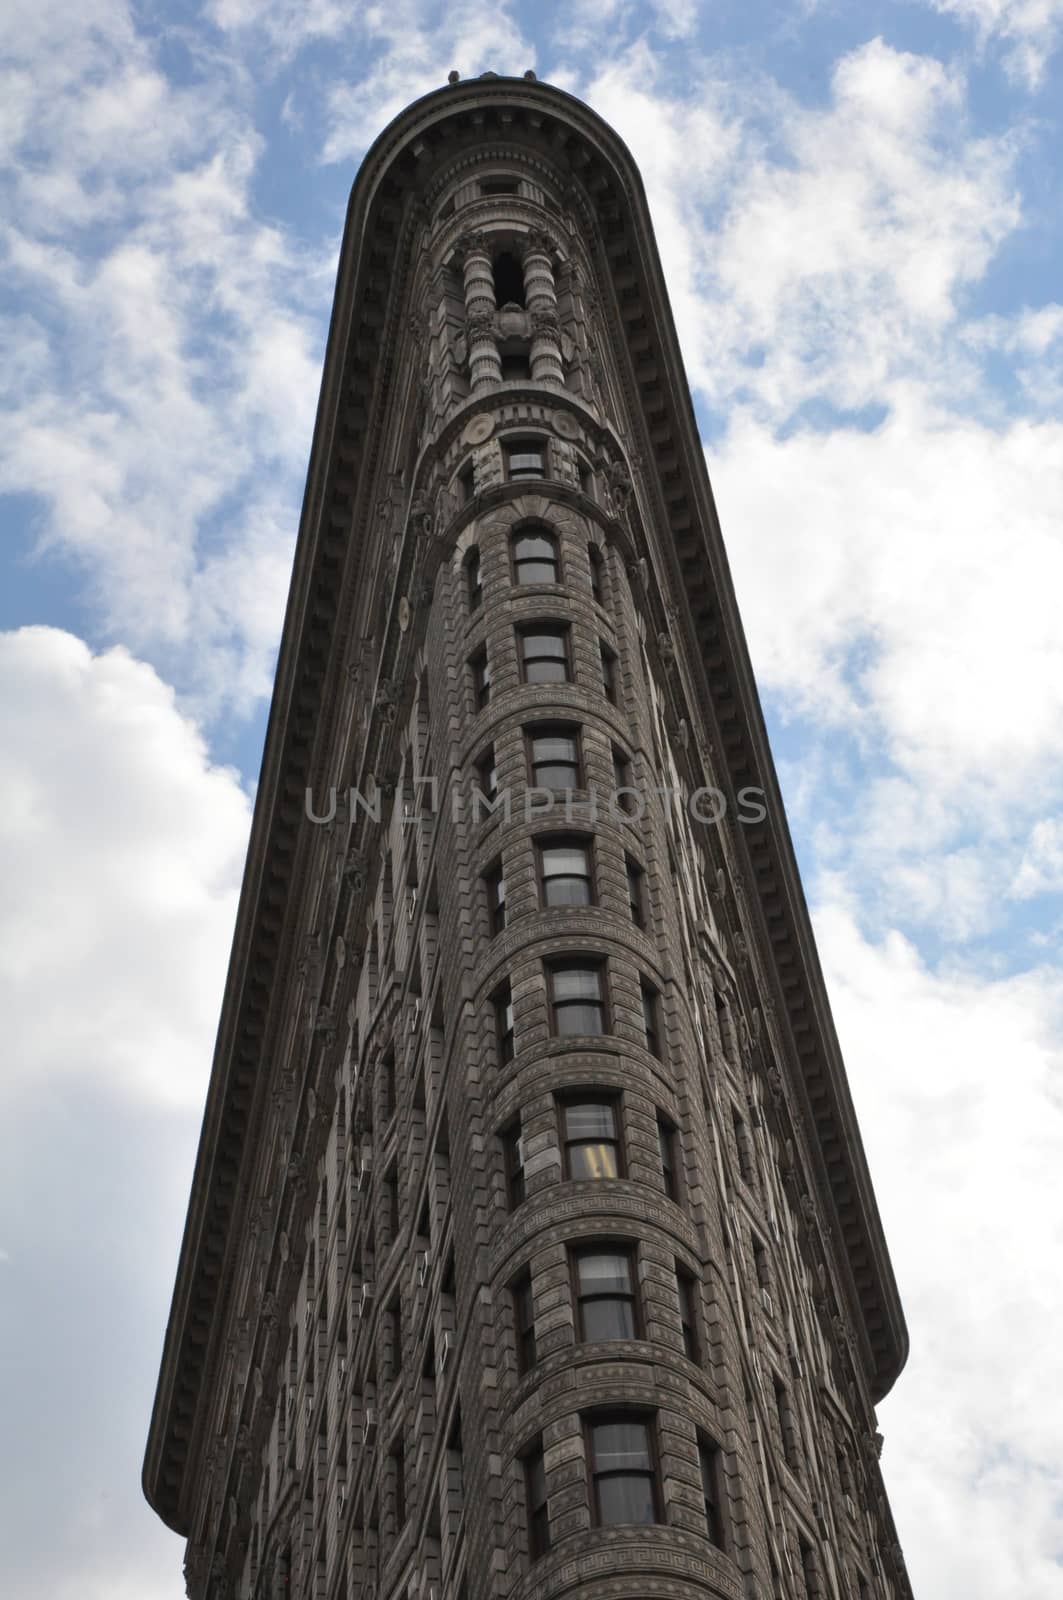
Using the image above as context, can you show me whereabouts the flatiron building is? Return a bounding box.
[144,71,913,1600]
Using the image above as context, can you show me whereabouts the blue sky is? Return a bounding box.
[2,2,1062,1596]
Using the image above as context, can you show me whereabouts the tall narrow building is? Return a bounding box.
[144,73,912,1600]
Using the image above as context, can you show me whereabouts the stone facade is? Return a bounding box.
[144,73,913,1600]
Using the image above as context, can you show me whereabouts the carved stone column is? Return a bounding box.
[458,232,501,390]
[521,231,564,386]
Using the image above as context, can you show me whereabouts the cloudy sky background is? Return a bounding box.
[2,1,1062,1595]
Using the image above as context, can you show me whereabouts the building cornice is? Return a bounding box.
[143,73,907,1535]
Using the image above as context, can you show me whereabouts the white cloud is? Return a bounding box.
[582,38,1021,420]
[0,2,325,713]
[928,0,1063,87]
[1010,817,1063,897]
[0,627,250,1109]
[0,626,250,1597]
[816,898,1063,1599]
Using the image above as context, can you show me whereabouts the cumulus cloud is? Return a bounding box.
[0,626,251,1597]
[817,897,1063,1599]
[0,2,326,714]
[928,0,1063,86]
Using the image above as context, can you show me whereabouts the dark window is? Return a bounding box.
[658,1115,678,1201]
[574,1247,637,1341]
[506,441,546,482]
[502,1120,526,1209]
[465,546,482,609]
[641,981,661,1057]
[528,725,581,790]
[798,1536,823,1599]
[493,981,514,1064]
[481,176,520,196]
[501,349,532,382]
[493,251,526,307]
[677,1266,700,1362]
[513,1273,536,1372]
[626,857,645,928]
[549,961,605,1036]
[520,624,571,684]
[586,1413,659,1526]
[752,1237,771,1292]
[525,1441,550,1557]
[560,1098,621,1179]
[733,1107,756,1186]
[588,543,604,602]
[475,745,498,805]
[470,648,491,709]
[485,860,506,935]
[612,745,635,813]
[539,837,593,907]
[381,1047,396,1121]
[600,642,618,703]
[385,1164,400,1243]
[774,1377,800,1472]
[698,1436,725,1547]
[391,1437,406,1528]
[512,525,558,582]
[459,463,476,503]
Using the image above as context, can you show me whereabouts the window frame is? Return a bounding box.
[657,1113,678,1202]
[558,1094,623,1181]
[641,980,662,1058]
[626,855,645,928]
[524,1438,551,1558]
[502,1119,525,1209]
[697,1433,726,1549]
[513,1271,537,1373]
[518,621,572,685]
[465,544,482,609]
[676,1264,701,1363]
[572,1243,639,1343]
[526,722,582,792]
[584,1410,661,1528]
[537,834,595,909]
[506,438,547,483]
[493,981,515,1065]
[469,646,491,710]
[548,958,607,1038]
[511,523,559,585]
[484,859,506,936]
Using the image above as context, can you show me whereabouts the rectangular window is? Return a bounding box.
[475,745,498,806]
[560,1097,621,1179]
[676,1266,700,1362]
[773,1377,800,1472]
[641,981,661,1057]
[470,647,491,710]
[586,1413,659,1526]
[549,960,605,1036]
[503,1119,525,1208]
[507,440,546,481]
[698,1436,725,1547]
[513,1272,536,1372]
[600,642,618,704]
[493,981,515,1064]
[459,463,476,504]
[512,527,559,584]
[574,1247,637,1341]
[538,836,593,907]
[501,349,532,381]
[527,724,581,790]
[612,745,635,813]
[733,1106,756,1187]
[588,543,604,602]
[385,1164,400,1244]
[484,860,506,935]
[520,624,571,684]
[525,1440,550,1557]
[657,1114,678,1201]
[465,544,481,607]
[626,856,645,928]
[391,1437,406,1529]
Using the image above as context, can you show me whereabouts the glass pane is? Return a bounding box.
[524,631,566,658]
[544,875,591,907]
[532,734,576,764]
[515,534,554,560]
[593,1420,651,1472]
[526,659,568,683]
[565,1103,615,1140]
[597,1473,656,1525]
[543,844,588,878]
[516,559,557,584]
[552,967,600,1004]
[536,762,578,789]
[526,1450,546,1507]
[577,1253,632,1294]
[556,1001,603,1036]
[568,1141,618,1180]
[582,1298,635,1341]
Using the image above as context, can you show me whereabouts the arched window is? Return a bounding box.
[512,526,559,584]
